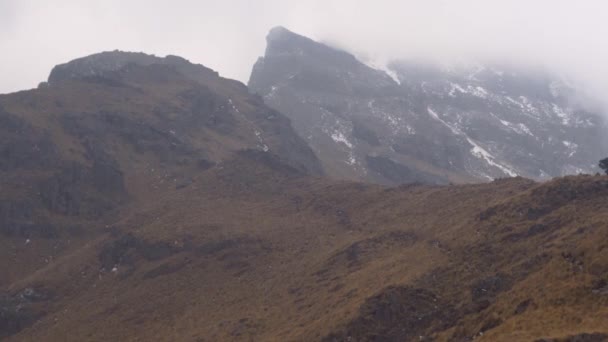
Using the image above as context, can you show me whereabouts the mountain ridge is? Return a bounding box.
[249,27,608,184]
[1,44,607,342]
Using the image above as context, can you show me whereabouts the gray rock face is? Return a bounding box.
[249,27,608,184]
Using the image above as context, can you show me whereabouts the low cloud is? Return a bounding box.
[1,0,606,112]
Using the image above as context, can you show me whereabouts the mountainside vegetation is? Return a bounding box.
[1,51,607,342]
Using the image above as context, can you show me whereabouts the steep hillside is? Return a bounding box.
[0,51,321,288]
[2,51,608,342]
[249,27,608,184]
[3,156,608,341]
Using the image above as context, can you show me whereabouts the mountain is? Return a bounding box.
[2,50,608,342]
[249,26,608,184]
[0,50,321,289]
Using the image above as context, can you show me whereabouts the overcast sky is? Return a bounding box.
[1,0,606,106]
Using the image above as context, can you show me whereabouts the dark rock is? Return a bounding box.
[143,259,191,279]
[479,317,502,333]
[535,333,608,342]
[366,155,448,185]
[0,110,58,171]
[323,286,457,342]
[352,121,380,146]
[514,299,533,315]
[591,279,608,295]
[98,234,179,270]
[0,287,52,339]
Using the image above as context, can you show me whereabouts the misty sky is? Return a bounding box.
[1,0,606,105]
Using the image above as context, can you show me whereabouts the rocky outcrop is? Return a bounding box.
[48,51,218,86]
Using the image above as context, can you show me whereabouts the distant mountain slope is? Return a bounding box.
[249,27,608,184]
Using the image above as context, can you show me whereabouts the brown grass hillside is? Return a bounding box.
[4,159,608,341]
[1,53,608,342]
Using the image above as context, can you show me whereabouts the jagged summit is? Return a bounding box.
[47,50,219,86]
[259,26,360,66]
[266,26,296,41]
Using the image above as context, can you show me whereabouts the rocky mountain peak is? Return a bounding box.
[250,27,395,103]
[250,28,608,184]
[266,26,296,42]
[264,26,351,61]
[47,50,219,86]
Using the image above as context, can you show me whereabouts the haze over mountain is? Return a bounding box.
[2,0,608,114]
[249,27,608,184]
[0,45,607,341]
[2,3,608,340]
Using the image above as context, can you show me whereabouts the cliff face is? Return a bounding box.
[250,27,608,184]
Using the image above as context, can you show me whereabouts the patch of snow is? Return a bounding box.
[471,86,488,98]
[428,107,519,178]
[254,130,269,152]
[447,83,488,98]
[228,98,240,113]
[497,118,533,136]
[552,104,571,125]
[364,60,401,85]
[331,130,353,149]
[449,83,467,97]
[516,123,533,136]
[562,140,578,157]
[265,86,278,99]
[505,96,520,106]
[384,69,401,85]
[468,138,518,177]
[386,115,400,129]
[347,153,357,165]
[427,108,460,135]
[519,96,538,114]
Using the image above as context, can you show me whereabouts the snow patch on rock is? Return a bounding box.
[428,107,518,178]
[331,130,353,149]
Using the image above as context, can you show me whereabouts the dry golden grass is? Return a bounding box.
[5,165,608,341]
[1,64,607,341]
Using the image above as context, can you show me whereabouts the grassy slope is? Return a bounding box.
[1,60,607,341]
[5,161,608,341]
